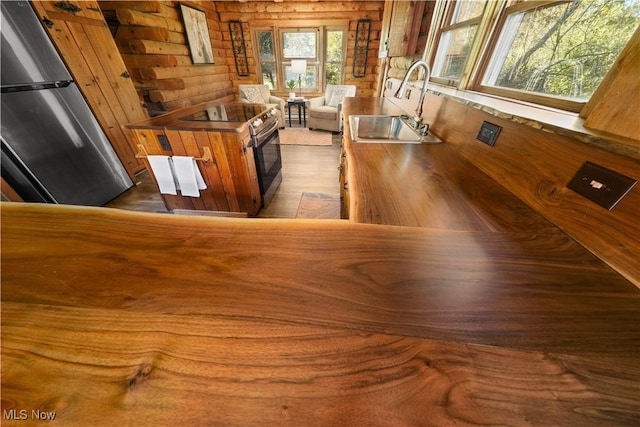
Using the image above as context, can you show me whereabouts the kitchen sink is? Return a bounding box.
[348,115,441,144]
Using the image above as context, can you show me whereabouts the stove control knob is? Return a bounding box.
[253,119,263,127]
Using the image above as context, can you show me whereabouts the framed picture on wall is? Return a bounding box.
[180,4,214,64]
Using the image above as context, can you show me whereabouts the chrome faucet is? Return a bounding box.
[394,60,431,131]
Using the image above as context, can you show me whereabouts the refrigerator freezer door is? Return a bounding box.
[1,83,133,206]
[1,1,72,85]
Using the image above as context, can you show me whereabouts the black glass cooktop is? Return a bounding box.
[179,103,267,123]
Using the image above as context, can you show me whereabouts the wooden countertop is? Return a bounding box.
[342,97,562,233]
[2,203,639,426]
[124,101,265,133]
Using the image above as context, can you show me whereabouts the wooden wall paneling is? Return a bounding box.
[31,1,147,179]
[216,1,383,14]
[104,1,384,105]
[218,1,385,97]
[193,132,230,212]
[581,26,640,144]
[220,11,380,22]
[37,0,105,21]
[99,1,163,13]
[139,65,220,80]
[208,133,241,212]
[220,131,260,214]
[101,1,230,114]
[115,8,182,31]
[128,39,190,56]
[120,53,182,68]
[129,128,174,211]
[74,22,147,173]
[157,129,194,211]
[386,1,411,57]
[415,1,435,56]
[116,25,185,44]
[424,94,640,287]
[149,77,232,103]
[169,130,210,211]
[135,78,185,91]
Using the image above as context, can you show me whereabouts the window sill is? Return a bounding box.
[422,83,640,161]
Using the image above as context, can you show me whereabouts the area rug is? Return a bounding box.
[295,192,340,219]
[278,128,332,146]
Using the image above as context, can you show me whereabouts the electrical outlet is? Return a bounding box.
[567,161,637,210]
[157,135,172,151]
[476,121,501,146]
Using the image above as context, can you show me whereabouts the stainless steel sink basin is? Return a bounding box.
[349,115,441,144]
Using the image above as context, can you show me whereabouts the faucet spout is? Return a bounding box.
[393,60,431,127]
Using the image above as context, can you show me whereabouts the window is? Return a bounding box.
[431,1,486,84]
[325,29,345,85]
[478,0,640,109]
[254,25,347,93]
[282,29,318,92]
[428,0,640,111]
[257,30,277,90]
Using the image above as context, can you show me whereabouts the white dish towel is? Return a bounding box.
[147,155,178,195]
[172,156,207,197]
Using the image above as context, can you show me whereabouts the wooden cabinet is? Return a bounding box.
[30,1,148,180]
[381,0,429,57]
[339,140,349,220]
[129,125,262,216]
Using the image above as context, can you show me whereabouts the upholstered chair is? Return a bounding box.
[237,84,286,128]
[306,84,356,132]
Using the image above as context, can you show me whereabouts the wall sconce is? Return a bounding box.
[290,59,307,98]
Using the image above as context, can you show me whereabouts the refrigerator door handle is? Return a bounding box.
[1,80,72,93]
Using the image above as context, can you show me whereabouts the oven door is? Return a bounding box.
[252,119,282,200]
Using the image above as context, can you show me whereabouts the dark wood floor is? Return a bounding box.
[106,123,342,219]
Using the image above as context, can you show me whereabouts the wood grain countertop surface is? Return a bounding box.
[2,202,639,426]
[124,101,267,133]
[342,97,562,233]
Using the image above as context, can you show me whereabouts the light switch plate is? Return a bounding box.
[567,161,637,210]
[476,121,501,146]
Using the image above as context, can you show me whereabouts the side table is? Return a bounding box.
[287,99,307,127]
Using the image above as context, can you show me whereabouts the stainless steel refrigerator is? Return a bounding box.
[1,1,132,206]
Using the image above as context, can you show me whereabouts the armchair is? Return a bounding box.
[306,84,356,132]
[238,84,286,128]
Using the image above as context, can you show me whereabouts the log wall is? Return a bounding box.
[100,1,385,115]
[581,25,640,146]
[99,1,232,115]
[215,1,386,98]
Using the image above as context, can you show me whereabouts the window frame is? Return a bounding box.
[279,27,321,93]
[252,22,348,94]
[324,27,347,87]
[427,0,639,113]
[255,28,279,91]
[429,1,488,86]
[472,1,587,112]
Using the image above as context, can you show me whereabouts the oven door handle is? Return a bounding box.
[254,119,279,147]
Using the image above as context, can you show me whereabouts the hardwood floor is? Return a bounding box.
[258,133,341,218]
[106,124,342,219]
